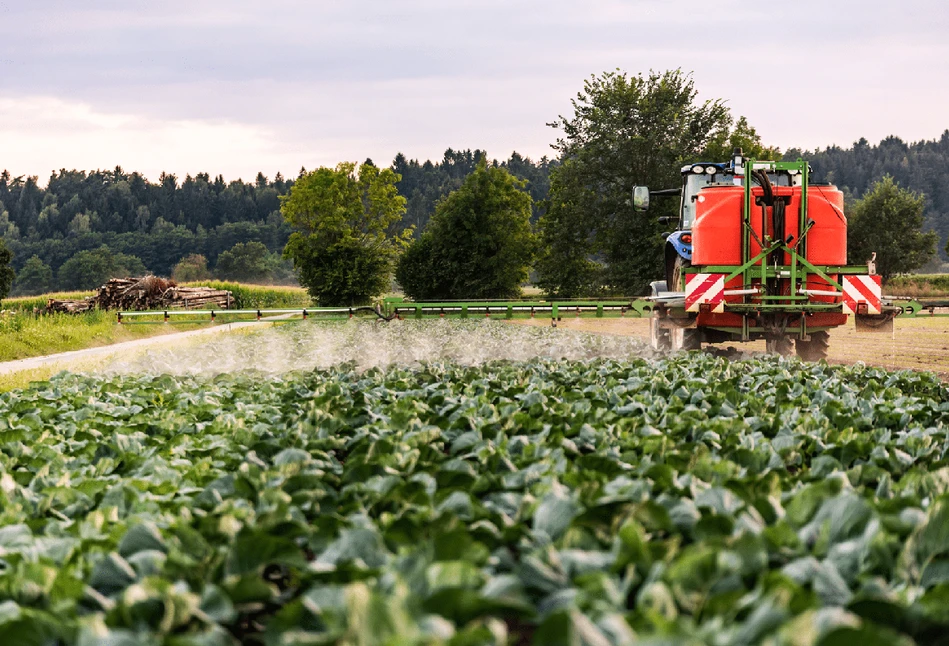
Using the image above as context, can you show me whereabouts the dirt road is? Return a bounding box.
[513,316,949,376]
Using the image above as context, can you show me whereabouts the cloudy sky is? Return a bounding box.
[2,0,947,183]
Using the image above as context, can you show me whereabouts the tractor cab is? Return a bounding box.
[661,152,803,293]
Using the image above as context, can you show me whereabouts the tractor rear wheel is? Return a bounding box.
[795,330,830,361]
[649,281,670,351]
[766,336,794,356]
[667,256,690,293]
[649,316,670,351]
[652,259,701,352]
[650,322,700,352]
[680,327,701,351]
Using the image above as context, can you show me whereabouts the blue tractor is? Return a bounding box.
[660,161,730,295]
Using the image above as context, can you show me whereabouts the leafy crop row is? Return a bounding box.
[0,355,947,644]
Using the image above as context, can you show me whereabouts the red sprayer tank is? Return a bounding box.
[691,185,744,265]
[692,184,846,266]
[802,185,846,265]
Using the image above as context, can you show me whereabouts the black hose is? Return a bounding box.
[753,170,774,207]
[347,305,396,322]
[774,199,786,250]
[772,198,786,267]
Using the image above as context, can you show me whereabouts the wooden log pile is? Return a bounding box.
[169,286,233,310]
[46,298,95,314]
[96,276,176,310]
[46,276,233,313]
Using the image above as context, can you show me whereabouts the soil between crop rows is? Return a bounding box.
[513,317,949,378]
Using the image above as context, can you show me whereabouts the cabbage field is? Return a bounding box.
[0,322,948,644]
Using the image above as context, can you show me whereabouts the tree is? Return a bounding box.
[703,116,781,162]
[785,132,949,263]
[57,245,147,290]
[171,254,212,283]
[0,206,19,240]
[215,242,273,283]
[536,69,743,296]
[11,255,51,296]
[0,238,13,303]
[848,176,937,279]
[281,162,410,305]
[396,160,535,300]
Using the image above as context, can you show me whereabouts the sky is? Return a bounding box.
[2,0,948,184]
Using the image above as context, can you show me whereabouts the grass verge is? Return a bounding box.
[0,282,310,366]
[0,309,205,363]
[3,290,96,311]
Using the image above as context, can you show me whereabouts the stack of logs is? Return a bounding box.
[47,277,233,313]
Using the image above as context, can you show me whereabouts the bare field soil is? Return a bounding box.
[512,316,949,377]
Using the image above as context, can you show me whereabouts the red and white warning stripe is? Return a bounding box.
[841,275,882,315]
[685,273,725,313]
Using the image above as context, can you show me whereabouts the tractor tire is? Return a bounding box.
[649,280,671,351]
[648,279,701,352]
[795,330,830,362]
[650,322,700,352]
[766,336,794,356]
[680,328,701,351]
[649,316,671,351]
[667,256,690,293]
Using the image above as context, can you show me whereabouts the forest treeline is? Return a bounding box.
[0,150,555,294]
[1,132,948,295]
[787,133,949,268]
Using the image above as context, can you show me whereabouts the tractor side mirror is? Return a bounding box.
[632,186,650,212]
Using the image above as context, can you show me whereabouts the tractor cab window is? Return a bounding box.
[681,172,731,228]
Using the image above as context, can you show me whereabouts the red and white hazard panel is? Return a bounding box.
[685,273,725,313]
[841,275,882,315]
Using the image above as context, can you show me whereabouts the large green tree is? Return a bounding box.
[215,242,273,283]
[0,238,14,304]
[704,116,781,162]
[536,69,764,296]
[848,176,937,279]
[171,254,212,283]
[57,245,147,291]
[11,254,51,296]
[396,160,535,300]
[281,162,410,305]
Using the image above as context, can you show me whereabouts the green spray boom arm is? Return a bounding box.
[114,295,947,326]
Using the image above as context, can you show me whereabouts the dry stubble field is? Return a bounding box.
[514,315,949,377]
